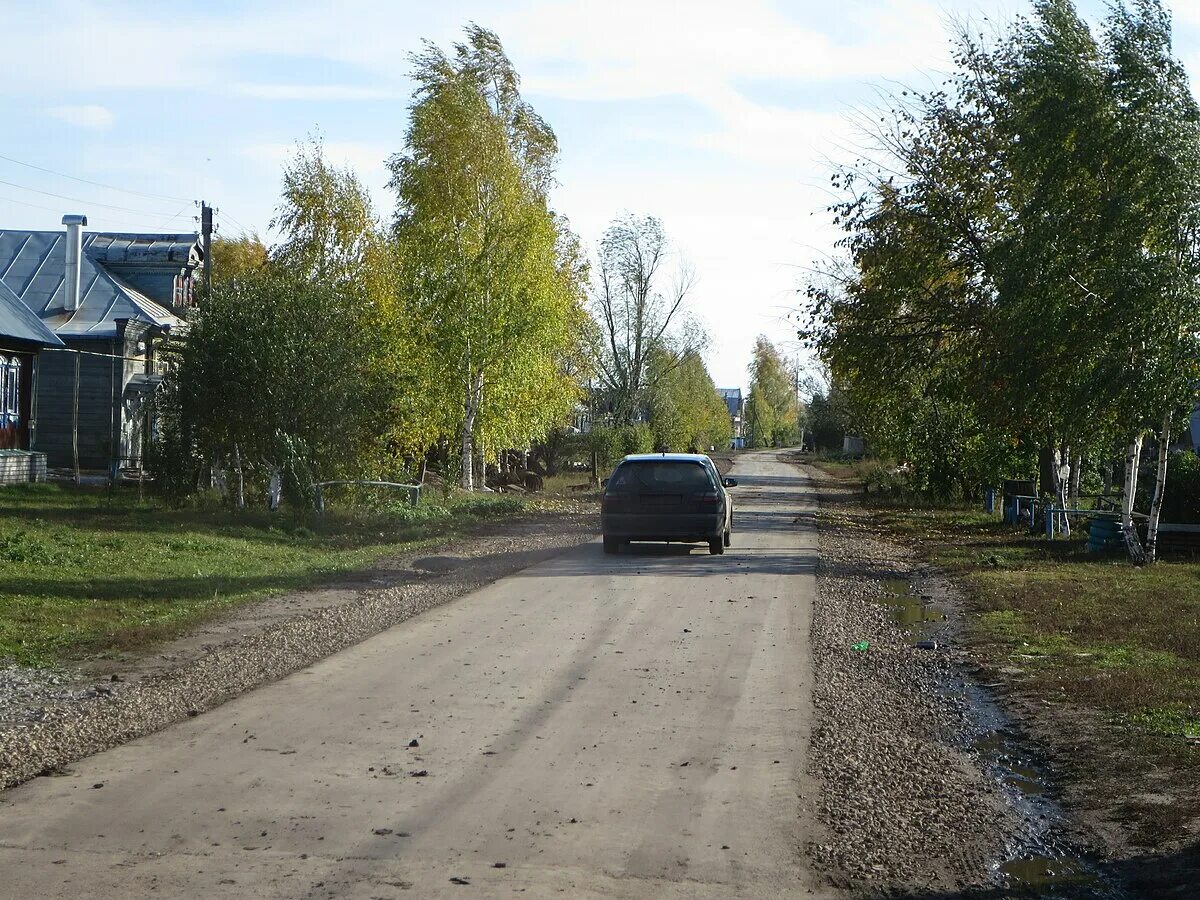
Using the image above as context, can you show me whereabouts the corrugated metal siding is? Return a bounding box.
[34,342,120,469]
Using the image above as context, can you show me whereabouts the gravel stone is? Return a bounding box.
[803,465,1021,894]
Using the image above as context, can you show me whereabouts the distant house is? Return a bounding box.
[0,215,202,473]
[718,388,746,449]
[0,280,64,483]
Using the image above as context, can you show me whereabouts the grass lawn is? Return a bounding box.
[812,458,1200,863]
[812,462,1200,764]
[870,504,1200,745]
[0,483,533,667]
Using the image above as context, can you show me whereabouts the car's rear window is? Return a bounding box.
[607,461,715,493]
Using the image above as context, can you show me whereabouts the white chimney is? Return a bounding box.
[62,214,87,312]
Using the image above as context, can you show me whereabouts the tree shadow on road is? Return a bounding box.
[532,543,817,578]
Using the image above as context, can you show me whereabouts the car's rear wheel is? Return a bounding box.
[709,537,725,555]
[603,537,620,554]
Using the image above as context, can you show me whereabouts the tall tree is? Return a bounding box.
[390,25,587,490]
[804,0,1200,540]
[157,143,393,499]
[591,214,699,425]
[746,337,800,449]
[209,233,268,284]
[1101,0,1200,561]
[645,348,733,452]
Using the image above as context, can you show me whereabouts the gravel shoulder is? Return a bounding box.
[803,463,1025,896]
[0,510,596,790]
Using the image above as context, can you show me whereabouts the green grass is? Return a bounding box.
[0,483,530,666]
[857,499,1200,750]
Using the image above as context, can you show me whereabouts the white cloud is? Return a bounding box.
[231,83,399,101]
[45,104,114,129]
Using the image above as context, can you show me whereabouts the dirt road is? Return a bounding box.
[0,451,825,898]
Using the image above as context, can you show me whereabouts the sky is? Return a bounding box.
[2,0,1200,389]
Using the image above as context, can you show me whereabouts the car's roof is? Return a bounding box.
[619,453,712,463]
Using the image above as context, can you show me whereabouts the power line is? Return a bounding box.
[216,207,255,236]
[0,152,193,204]
[0,193,197,233]
[0,177,183,218]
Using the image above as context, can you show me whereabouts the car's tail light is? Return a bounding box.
[697,492,720,506]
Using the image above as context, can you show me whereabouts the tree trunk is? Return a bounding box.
[1121,433,1147,565]
[460,372,484,491]
[1145,411,1173,565]
[1057,443,1071,538]
[232,443,245,510]
[460,421,474,491]
[1069,453,1082,509]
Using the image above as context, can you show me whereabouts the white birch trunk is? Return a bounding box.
[232,443,245,510]
[460,371,484,491]
[460,413,475,491]
[1121,433,1146,565]
[1058,445,1071,538]
[1069,453,1081,509]
[1145,411,1173,565]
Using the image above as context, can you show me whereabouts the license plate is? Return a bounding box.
[642,495,681,510]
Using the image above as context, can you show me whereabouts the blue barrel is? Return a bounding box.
[1088,519,1122,552]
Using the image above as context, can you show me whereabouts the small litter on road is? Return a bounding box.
[851,641,869,652]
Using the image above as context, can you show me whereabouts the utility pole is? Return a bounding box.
[200,201,213,296]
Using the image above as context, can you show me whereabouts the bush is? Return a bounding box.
[619,423,654,456]
[1162,452,1200,524]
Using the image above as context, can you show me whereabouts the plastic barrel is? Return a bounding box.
[1088,519,1122,552]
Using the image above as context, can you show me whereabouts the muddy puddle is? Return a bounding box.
[881,578,948,637]
[877,579,1127,898]
[965,690,1124,898]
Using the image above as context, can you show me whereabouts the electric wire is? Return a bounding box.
[216,208,255,236]
[0,193,197,233]
[0,177,182,217]
[0,193,165,231]
[0,152,194,204]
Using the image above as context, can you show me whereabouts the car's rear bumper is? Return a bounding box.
[601,511,725,542]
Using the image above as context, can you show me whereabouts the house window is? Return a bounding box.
[1,355,19,428]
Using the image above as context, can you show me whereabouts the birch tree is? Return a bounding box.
[1102,1,1200,562]
[746,337,800,449]
[591,214,699,425]
[390,26,587,490]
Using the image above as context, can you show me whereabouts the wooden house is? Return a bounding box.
[0,215,202,474]
[0,280,63,482]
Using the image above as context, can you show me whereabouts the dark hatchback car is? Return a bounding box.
[600,453,737,555]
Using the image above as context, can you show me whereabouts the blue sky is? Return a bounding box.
[2,0,1198,388]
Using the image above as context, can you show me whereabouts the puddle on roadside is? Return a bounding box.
[870,574,1127,895]
[961,688,1126,898]
[879,579,948,638]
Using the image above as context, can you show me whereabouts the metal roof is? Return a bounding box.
[0,278,63,347]
[86,233,202,268]
[0,230,193,338]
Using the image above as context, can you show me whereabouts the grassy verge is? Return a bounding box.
[870,504,1200,744]
[811,460,1199,851]
[0,483,542,667]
